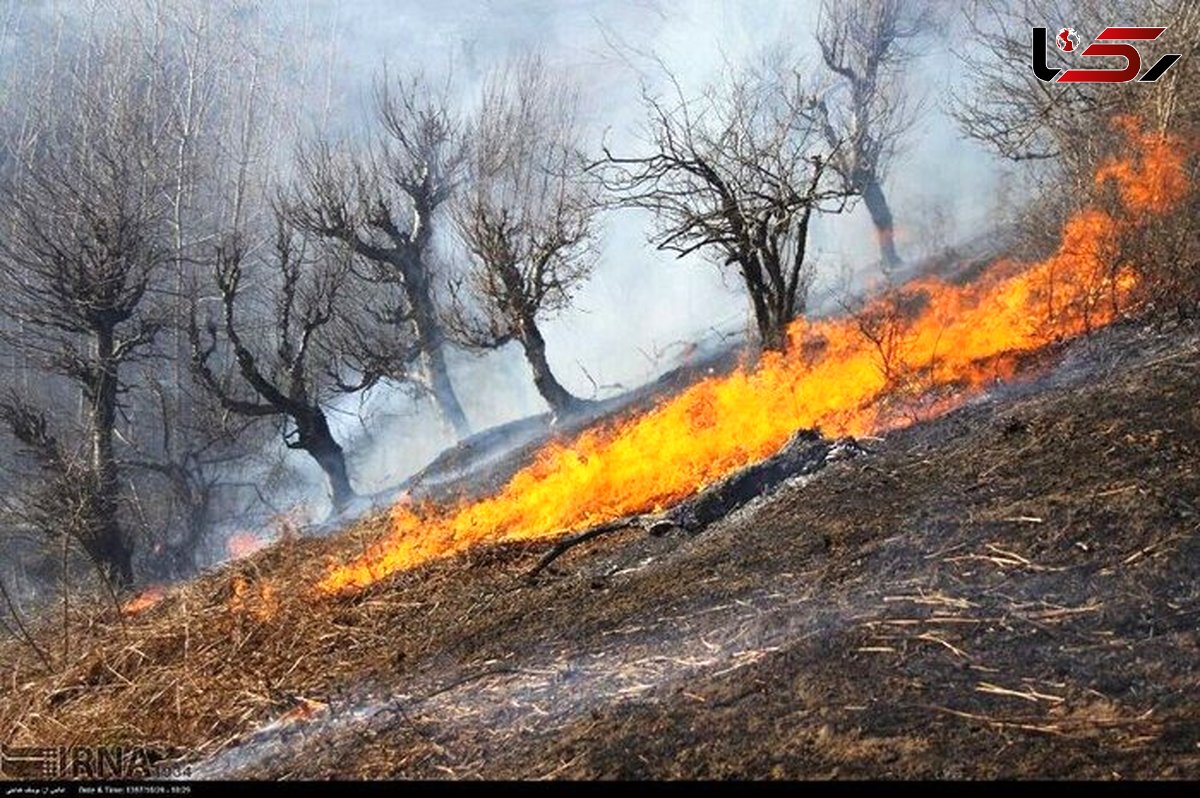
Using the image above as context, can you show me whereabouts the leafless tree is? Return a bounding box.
[594,55,855,352]
[0,393,123,665]
[949,0,1118,175]
[119,375,273,578]
[284,71,472,439]
[117,0,291,578]
[815,0,930,276]
[0,396,122,595]
[446,56,598,415]
[190,220,407,514]
[0,33,176,587]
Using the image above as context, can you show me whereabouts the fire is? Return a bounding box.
[1095,115,1189,213]
[275,696,329,727]
[318,117,1189,595]
[229,575,279,621]
[121,586,165,616]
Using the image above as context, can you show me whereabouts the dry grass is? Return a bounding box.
[0,322,1198,779]
[0,512,548,763]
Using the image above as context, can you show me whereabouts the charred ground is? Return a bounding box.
[1,320,1198,779]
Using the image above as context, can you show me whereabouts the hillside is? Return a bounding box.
[1,319,1197,779]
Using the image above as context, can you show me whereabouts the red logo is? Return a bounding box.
[1033,26,1183,84]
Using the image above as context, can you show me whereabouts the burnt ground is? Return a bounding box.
[1,319,1198,780]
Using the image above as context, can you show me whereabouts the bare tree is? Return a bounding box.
[594,56,855,352]
[190,221,406,514]
[447,56,598,415]
[949,0,1115,174]
[0,396,122,595]
[284,71,472,439]
[0,34,175,587]
[815,0,929,276]
[118,0,289,578]
[120,375,273,578]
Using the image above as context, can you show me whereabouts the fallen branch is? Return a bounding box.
[976,681,1065,704]
[526,515,651,581]
[526,431,865,580]
[924,704,1067,736]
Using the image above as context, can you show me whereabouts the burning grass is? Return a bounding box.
[119,586,166,616]
[0,116,1196,779]
[0,519,527,761]
[318,115,1190,594]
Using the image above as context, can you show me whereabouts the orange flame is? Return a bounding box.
[121,586,165,616]
[229,575,278,621]
[318,117,1189,595]
[1095,115,1189,213]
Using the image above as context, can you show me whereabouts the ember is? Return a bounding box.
[319,117,1188,595]
[121,586,166,616]
[229,576,279,621]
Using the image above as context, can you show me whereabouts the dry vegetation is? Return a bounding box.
[0,319,1196,778]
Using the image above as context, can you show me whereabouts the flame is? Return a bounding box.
[275,696,329,727]
[318,117,1189,595]
[121,586,165,616]
[1095,115,1189,213]
[229,575,278,621]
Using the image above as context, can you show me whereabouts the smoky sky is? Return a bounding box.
[0,0,1006,504]
[236,0,1006,499]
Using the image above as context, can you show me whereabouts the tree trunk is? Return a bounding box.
[759,318,790,353]
[404,266,470,439]
[518,317,580,415]
[861,174,901,276]
[739,259,784,354]
[421,340,470,439]
[167,473,210,578]
[297,409,356,514]
[91,327,133,588]
[746,272,795,354]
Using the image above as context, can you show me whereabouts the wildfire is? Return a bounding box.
[318,117,1189,595]
[1095,115,1189,213]
[121,586,166,616]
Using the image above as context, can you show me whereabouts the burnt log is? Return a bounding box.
[527,430,866,579]
[662,430,859,533]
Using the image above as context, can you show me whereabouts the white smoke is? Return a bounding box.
[258,0,1010,508]
[10,1,1008,530]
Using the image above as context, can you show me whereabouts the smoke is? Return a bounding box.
[3,1,1010,543]
[220,0,1011,517]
